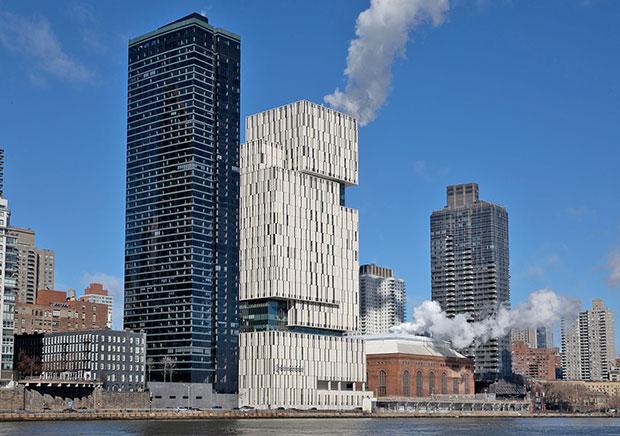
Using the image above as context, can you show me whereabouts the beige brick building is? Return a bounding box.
[14,289,108,334]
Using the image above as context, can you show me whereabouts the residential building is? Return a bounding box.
[365,335,475,398]
[14,289,108,334]
[80,283,113,328]
[0,196,18,385]
[359,264,406,335]
[9,227,55,304]
[561,298,616,381]
[430,183,511,382]
[511,341,558,381]
[238,100,369,410]
[37,249,54,292]
[123,13,240,391]
[40,329,146,392]
[511,326,553,349]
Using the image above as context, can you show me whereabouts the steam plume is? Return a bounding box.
[392,289,580,349]
[325,0,450,125]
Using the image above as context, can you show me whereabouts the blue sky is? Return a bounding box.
[0,0,618,350]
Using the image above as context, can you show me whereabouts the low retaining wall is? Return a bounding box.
[0,386,149,411]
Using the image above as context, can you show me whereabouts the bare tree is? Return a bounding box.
[146,357,154,383]
[16,352,41,379]
[161,357,177,383]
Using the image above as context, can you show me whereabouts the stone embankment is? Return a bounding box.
[0,410,615,421]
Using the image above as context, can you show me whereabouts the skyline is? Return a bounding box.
[0,0,619,351]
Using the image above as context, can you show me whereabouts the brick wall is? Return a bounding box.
[367,353,475,398]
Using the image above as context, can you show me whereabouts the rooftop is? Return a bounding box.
[363,334,468,359]
[129,12,239,46]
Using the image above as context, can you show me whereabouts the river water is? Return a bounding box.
[0,417,618,435]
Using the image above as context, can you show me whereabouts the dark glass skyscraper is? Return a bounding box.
[431,183,511,382]
[124,13,240,392]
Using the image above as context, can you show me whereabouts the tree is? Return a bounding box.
[161,357,177,383]
[146,358,154,383]
[543,382,604,413]
[16,352,41,378]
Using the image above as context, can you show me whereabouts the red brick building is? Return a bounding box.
[511,341,557,381]
[14,289,108,334]
[365,335,475,398]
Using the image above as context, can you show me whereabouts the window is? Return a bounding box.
[453,378,459,394]
[378,370,386,396]
[416,371,423,397]
[441,373,448,395]
[464,375,470,395]
[429,372,435,395]
[403,371,410,397]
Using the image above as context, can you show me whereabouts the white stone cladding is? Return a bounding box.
[239,100,368,409]
[239,331,367,409]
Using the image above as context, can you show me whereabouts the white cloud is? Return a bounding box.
[608,249,620,287]
[0,11,94,82]
[81,272,124,330]
[325,0,450,125]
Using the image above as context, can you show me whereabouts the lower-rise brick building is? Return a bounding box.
[365,335,475,398]
[14,289,108,334]
[511,341,558,381]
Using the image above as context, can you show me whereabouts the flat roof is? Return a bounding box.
[129,13,240,46]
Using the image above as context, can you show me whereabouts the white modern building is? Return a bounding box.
[561,299,616,381]
[238,100,370,410]
[359,264,405,335]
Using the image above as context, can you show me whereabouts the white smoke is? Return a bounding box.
[392,289,580,349]
[325,0,450,125]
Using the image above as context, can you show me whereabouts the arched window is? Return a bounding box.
[463,374,470,394]
[402,371,410,397]
[441,373,448,395]
[416,371,423,397]
[453,378,459,394]
[429,372,435,395]
[378,370,387,396]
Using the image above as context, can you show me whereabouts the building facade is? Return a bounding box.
[561,299,616,381]
[511,341,558,381]
[123,13,240,391]
[365,335,475,398]
[14,289,108,335]
[0,196,17,384]
[359,264,406,335]
[80,283,113,328]
[430,183,511,381]
[238,101,368,409]
[41,329,146,392]
[9,227,55,305]
[511,326,553,349]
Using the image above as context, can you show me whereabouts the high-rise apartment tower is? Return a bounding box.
[561,298,616,381]
[9,227,55,304]
[123,13,240,391]
[431,183,511,381]
[359,264,406,335]
[0,148,17,385]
